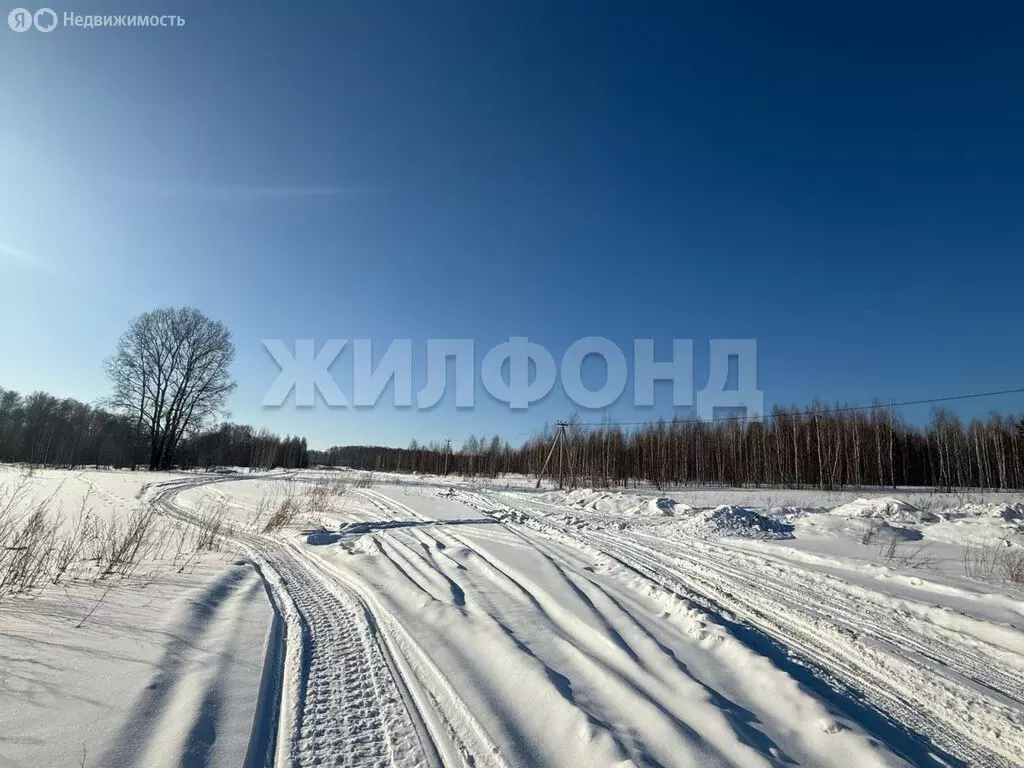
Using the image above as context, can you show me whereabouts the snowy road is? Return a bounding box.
[154,475,1024,767]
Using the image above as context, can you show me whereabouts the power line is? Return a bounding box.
[552,386,1024,430]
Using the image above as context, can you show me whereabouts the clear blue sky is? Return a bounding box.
[2,1,1023,449]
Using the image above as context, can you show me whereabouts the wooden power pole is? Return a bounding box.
[535,422,570,489]
[443,438,451,476]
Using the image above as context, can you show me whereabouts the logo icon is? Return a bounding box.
[8,7,57,31]
[8,7,32,31]
[33,7,55,31]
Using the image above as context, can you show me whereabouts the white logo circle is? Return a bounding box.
[33,7,56,31]
[8,7,32,31]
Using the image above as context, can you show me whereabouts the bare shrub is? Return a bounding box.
[168,523,191,567]
[964,536,1024,586]
[953,489,983,507]
[51,493,92,585]
[1001,548,1024,585]
[94,504,158,579]
[963,538,1003,581]
[0,476,219,604]
[878,531,901,562]
[169,524,204,574]
[0,481,66,598]
[0,507,62,597]
[914,492,938,517]
[76,583,115,628]
[0,474,33,520]
[894,543,937,570]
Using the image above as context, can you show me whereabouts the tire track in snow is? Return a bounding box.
[358,490,823,767]
[599,532,1024,767]
[632,532,1024,708]
[148,476,441,768]
[258,542,428,768]
[457,488,1024,768]
[287,539,509,768]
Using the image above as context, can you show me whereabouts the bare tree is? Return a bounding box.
[105,308,236,470]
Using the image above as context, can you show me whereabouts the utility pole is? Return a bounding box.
[443,438,451,476]
[535,422,570,489]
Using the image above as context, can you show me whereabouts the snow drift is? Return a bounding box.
[541,488,691,517]
[829,497,938,524]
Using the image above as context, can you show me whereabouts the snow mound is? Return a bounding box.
[650,497,690,516]
[830,497,937,524]
[678,505,794,540]
[543,488,690,517]
[949,502,1024,521]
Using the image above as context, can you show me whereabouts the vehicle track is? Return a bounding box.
[146,475,1024,767]
[148,476,439,768]
[465,488,1024,768]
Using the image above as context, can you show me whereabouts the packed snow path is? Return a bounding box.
[152,475,1024,767]
[153,478,437,768]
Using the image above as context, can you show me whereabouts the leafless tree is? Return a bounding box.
[105,308,236,470]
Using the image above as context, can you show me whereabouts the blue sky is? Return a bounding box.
[2,1,1023,449]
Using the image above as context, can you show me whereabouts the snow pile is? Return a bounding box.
[949,502,1024,522]
[770,506,821,520]
[650,497,689,516]
[829,497,937,524]
[676,505,794,539]
[543,488,691,517]
[554,489,647,514]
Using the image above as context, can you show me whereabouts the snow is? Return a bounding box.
[299,486,899,766]
[541,488,692,517]
[0,468,274,768]
[949,501,1024,521]
[829,496,938,523]
[674,505,795,539]
[4,465,1024,767]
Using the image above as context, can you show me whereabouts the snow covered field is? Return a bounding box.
[2,466,1023,766]
[0,468,274,768]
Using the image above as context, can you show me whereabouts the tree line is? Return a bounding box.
[0,387,307,473]
[314,406,1024,491]
[0,385,309,470]
[5,305,1022,490]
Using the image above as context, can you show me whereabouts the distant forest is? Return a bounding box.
[2,382,1023,491]
[320,407,1024,492]
[0,386,309,470]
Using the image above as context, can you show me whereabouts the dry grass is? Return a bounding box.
[262,493,302,533]
[246,494,273,532]
[875,530,938,570]
[0,472,232,603]
[191,499,231,551]
[303,476,349,517]
[351,472,376,489]
[963,535,1024,586]
[258,475,352,533]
